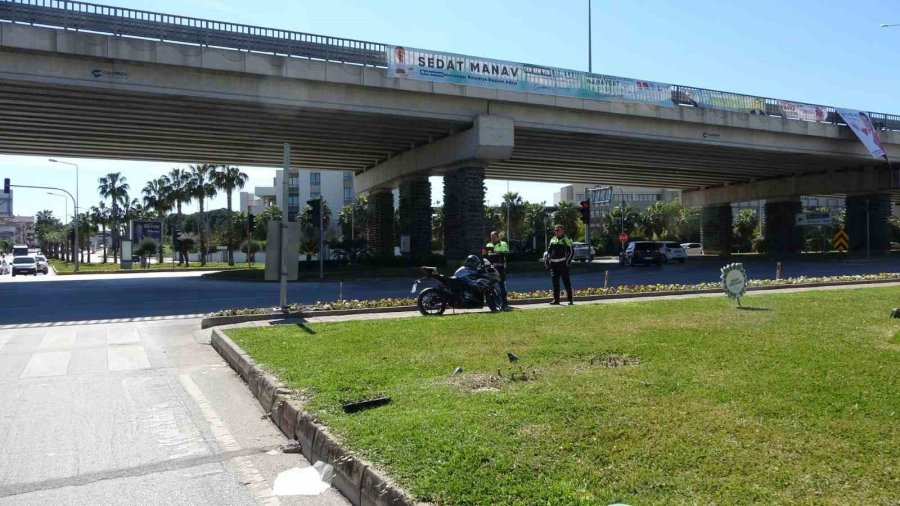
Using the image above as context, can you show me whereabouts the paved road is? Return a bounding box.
[0,257,897,325]
[0,318,348,505]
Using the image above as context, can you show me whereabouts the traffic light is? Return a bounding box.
[307,199,321,225]
[3,178,9,194]
[172,227,182,249]
[247,212,255,232]
[579,200,590,225]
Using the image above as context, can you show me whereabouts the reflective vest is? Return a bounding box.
[547,236,573,263]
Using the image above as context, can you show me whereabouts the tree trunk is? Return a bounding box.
[227,189,234,266]
[158,212,165,265]
[101,224,107,263]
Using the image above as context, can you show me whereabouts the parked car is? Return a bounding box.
[34,255,49,274]
[681,242,704,256]
[620,241,664,266]
[572,242,595,262]
[658,242,687,263]
[11,256,37,276]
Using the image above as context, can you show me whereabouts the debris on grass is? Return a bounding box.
[590,353,641,367]
[341,395,391,413]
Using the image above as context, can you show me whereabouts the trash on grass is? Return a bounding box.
[272,461,334,496]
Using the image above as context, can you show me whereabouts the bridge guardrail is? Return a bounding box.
[1,0,898,132]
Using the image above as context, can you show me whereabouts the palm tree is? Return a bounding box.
[500,191,525,242]
[89,202,111,263]
[167,168,192,265]
[142,176,173,263]
[97,173,130,263]
[189,164,218,266]
[213,165,248,265]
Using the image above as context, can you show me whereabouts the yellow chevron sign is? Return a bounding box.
[832,227,849,251]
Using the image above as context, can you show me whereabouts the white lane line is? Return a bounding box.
[38,329,77,350]
[0,314,206,330]
[179,374,280,506]
[20,351,72,378]
[108,344,151,371]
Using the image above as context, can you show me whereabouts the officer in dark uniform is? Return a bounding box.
[483,231,510,309]
[544,224,574,305]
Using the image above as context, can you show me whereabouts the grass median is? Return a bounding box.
[50,259,262,273]
[227,287,899,505]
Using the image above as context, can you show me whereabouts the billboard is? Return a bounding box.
[386,45,675,107]
[131,221,163,246]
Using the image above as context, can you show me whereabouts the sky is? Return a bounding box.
[3,0,899,220]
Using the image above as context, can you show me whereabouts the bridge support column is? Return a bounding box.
[764,197,803,253]
[443,166,485,261]
[366,190,394,258]
[846,193,892,254]
[701,204,733,256]
[398,177,432,259]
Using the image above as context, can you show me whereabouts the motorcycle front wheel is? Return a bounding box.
[485,288,501,313]
[417,287,447,316]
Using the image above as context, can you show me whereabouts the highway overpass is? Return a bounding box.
[1,0,897,258]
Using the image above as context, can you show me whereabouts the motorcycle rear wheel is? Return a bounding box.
[417,287,447,316]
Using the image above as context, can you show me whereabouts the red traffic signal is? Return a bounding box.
[579,200,590,224]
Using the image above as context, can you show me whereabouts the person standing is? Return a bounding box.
[544,224,574,305]
[483,231,510,309]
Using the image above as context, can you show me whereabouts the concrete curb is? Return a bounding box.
[210,329,422,506]
[201,277,900,328]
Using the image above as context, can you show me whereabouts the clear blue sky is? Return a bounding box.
[3,0,898,219]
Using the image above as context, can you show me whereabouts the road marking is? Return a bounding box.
[38,329,77,350]
[179,374,280,506]
[108,344,151,371]
[0,314,206,330]
[20,351,71,378]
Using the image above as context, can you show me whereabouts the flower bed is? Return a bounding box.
[206,272,900,317]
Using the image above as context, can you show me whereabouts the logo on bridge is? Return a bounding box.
[91,69,130,80]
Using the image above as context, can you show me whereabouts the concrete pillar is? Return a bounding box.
[366,190,394,258]
[398,177,432,258]
[764,198,803,253]
[443,166,485,261]
[846,194,892,253]
[700,204,733,256]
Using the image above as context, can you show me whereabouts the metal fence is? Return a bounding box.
[1,0,898,132]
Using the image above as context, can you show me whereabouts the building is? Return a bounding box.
[555,184,680,212]
[239,168,355,237]
[0,215,36,246]
[0,188,11,217]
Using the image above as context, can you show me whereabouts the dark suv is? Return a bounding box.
[620,241,664,266]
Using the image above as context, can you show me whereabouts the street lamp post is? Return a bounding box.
[879,23,900,27]
[587,0,592,73]
[48,159,79,272]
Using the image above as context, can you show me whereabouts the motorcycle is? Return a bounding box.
[412,258,503,316]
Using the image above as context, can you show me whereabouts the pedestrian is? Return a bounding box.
[544,224,574,305]
[483,231,510,309]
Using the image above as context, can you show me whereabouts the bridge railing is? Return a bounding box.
[1,0,898,132]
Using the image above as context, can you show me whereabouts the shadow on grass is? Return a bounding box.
[736,306,773,312]
[271,318,317,334]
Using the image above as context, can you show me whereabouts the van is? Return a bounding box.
[12,244,28,257]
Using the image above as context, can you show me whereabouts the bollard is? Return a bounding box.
[776,262,782,281]
[604,270,609,289]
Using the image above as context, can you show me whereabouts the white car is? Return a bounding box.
[572,242,595,262]
[659,242,687,263]
[681,242,704,256]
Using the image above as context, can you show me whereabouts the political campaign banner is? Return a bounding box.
[386,45,675,107]
[836,108,887,159]
[777,101,828,122]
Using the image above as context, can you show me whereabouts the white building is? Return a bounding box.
[239,168,355,237]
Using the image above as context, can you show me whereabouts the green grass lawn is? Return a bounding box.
[50,259,262,273]
[227,287,900,505]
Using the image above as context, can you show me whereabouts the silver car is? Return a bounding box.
[659,242,687,263]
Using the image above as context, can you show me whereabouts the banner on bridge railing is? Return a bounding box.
[836,108,887,159]
[386,45,675,107]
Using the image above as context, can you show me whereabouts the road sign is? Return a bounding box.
[832,227,849,251]
[618,232,629,243]
[795,212,832,226]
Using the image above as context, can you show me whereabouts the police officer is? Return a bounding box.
[544,224,574,305]
[483,231,510,309]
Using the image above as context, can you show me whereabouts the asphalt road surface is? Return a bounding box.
[0,257,897,325]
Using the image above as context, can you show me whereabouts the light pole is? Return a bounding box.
[505,180,511,242]
[49,159,80,272]
[588,0,592,73]
[879,23,900,27]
